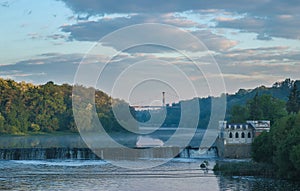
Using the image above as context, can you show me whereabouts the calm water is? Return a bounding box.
[0,159,299,191]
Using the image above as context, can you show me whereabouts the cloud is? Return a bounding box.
[61,14,237,52]
[60,0,300,17]
[216,17,265,32]
[0,54,84,84]
[61,13,201,41]
[60,0,199,14]
[212,47,300,83]
[216,15,300,40]
[0,70,46,79]
[2,45,300,98]
[95,45,300,96]
[216,46,300,63]
[58,0,280,15]
[28,33,43,40]
[256,33,272,41]
[60,0,300,40]
[47,34,68,40]
[192,30,238,51]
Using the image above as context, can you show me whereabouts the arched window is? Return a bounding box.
[241,132,245,138]
[229,132,233,138]
[248,132,252,138]
[235,132,239,138]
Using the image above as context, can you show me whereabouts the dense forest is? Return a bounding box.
[250,83,300,180]
[0,78,136,135]
[228,80,300,180]
[229,93,287,125]
[1,77,299,135]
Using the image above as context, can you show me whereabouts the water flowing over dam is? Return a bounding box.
[0,129,218,160]
[0,147,217,160]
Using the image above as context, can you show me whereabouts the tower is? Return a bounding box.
[162,92,166,107]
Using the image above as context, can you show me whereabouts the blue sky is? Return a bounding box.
[1,0,300,104]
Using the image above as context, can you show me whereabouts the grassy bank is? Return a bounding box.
[213,160,276,178]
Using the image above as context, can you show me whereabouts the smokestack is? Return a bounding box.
[162,92,166,107]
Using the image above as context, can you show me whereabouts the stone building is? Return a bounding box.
[217,120,270,158]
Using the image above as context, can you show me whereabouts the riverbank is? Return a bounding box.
[213,160,276,178]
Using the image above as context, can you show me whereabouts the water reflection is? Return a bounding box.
[0,159,219,191]
[0,134,86,148]
[217,174,300,191]
[0,159,299,191]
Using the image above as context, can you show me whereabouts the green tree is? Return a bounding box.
[248,92,263,120]
[252,112,300,180]
[230,94,287,125]
[286,83,300,114]
[290,144,300,171]
[30,123,40,132]
[274,126,300,179]
[252,131,274,163]
[0,78,136,134]
[0,113,5,133]
[230,105,248,123]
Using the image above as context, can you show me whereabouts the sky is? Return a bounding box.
[1,0,300,105]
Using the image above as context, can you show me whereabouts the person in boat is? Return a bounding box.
[200,160,209,173]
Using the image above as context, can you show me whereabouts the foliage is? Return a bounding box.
[230,83,300,180]
[252,131,274,163]
[230,105,249,123]
[229,94,287,125]
[213,161,275,177]
[252,112,300,180]
[0,78,137,135]
[286,83,300,114]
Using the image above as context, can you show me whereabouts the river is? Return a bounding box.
[1,159,299,191]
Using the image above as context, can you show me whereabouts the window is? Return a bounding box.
[235,132,239,138]
[229,132,233,138]
[241,132,245,138]
[248,132,252,138]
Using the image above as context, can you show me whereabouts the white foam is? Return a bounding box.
[12,160,108,167]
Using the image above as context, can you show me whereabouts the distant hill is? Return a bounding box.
[135,78,298,128]
[226,78,297,109]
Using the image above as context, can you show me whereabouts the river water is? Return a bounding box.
[1,159,299,191]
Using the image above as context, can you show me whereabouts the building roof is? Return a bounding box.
[221,120,270,130]
[225,123,251,130]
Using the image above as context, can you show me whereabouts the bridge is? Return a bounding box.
[131,105,164,110]
[130,92,179,110]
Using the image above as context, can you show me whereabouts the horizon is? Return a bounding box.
[0,76,295,106]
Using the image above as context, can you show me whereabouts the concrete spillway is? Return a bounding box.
[0,147,217,160]
[0,148,100,160]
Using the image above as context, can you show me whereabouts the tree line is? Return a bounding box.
[229,80,300,180]
[0,78,136,135]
